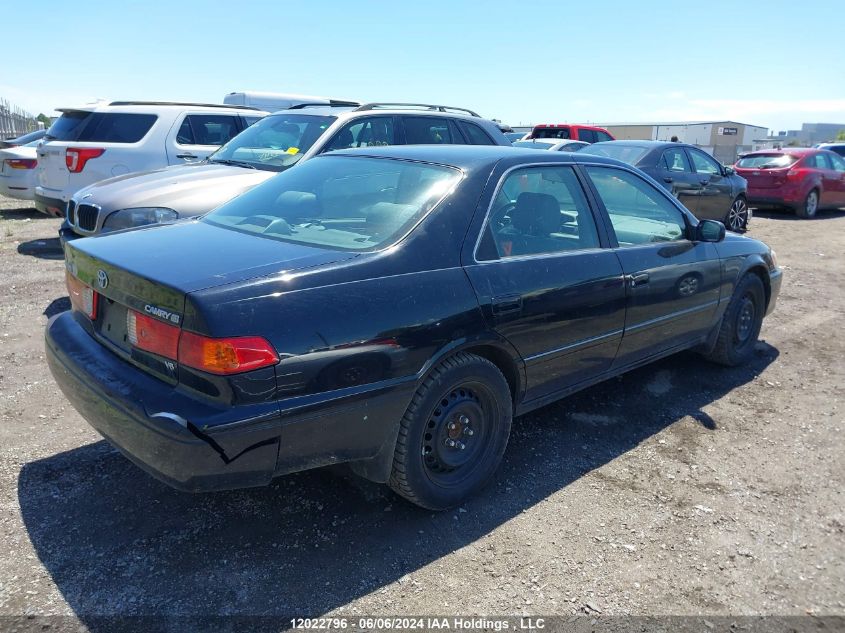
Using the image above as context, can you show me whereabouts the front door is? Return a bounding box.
[465,164,626,403]
[583,165,722,368]
[687,147,733,221]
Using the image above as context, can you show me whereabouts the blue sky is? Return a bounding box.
[3,0,844,133]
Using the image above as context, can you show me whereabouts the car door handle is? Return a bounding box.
[491,294,523,315]
[699,179,710,185]
[663,176,673,183]
[627,272,650,288]
[176,153,198,159]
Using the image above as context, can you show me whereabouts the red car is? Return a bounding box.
[527,123,614,143]
[735,148,845,218]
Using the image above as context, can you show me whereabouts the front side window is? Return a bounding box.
[208,113,336,172]
[459,121,495,145]
[324,116,395,151]
[586,166,687,247]
[176,115,240,146]
[478,165,600,260]
[688,148,722,175]
[595,130,613,142]
[205,156,461,252]
[663,148,691,172]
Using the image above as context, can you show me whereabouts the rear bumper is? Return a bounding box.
[34,192,65,217]
[46,311,412,491]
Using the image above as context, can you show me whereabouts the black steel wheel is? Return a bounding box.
[704,273,765,366]
[389,352,512,510]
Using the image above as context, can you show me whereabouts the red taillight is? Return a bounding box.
[65,271,97,319]
[5,158,37,170]
[786,168,801,178]
[65,148,105,173]
[178,332,278,375]
[127,310,180,359]
[125,309,278,375]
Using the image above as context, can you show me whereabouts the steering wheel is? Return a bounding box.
[492,202,517,230]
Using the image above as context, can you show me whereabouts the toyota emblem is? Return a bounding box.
[97,270,109,289]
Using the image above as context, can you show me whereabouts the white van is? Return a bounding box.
[223,91,359,113]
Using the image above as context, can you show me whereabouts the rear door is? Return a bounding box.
[686,147,732,221]
[583,165,722,368]
[657,147,702,214]
[166,113,243,164]
[464,163,626,403]
[827,153,845,205]
[807,153,838,206]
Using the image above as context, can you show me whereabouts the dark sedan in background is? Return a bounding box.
[47,146,781,510]
[580,140,750,232]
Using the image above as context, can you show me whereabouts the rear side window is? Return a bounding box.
[46,111,157,143]
[176,115,240,146]
[577,129,597,143]
[662,148,691,172]
[808,153,831,169]
[403,117,459,144]
[458,121,495,145]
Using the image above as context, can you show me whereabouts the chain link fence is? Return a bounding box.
[0,98,42,139]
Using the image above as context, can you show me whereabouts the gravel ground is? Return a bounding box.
[0,195,843,627]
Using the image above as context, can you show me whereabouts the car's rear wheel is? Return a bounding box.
[388,352,512,510]
[725,196,748,232]
[704,273,765,366]
[796,189,819,219]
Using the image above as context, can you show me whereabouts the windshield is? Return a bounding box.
[579,143,648,165]
[205,156,462,252]
[532,127,571,139]
[736,154,798,169]
[208,113,336,172]
[512,140,556,150]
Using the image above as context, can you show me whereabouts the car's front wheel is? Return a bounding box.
[725,196,748,232]
[796,189,819,219]
[389,352,512,510]
[704,273,765,366]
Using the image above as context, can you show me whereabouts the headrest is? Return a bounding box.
[275,190,318,216]
[512,192,560,235]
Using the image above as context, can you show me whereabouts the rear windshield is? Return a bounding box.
[205,156,461,252]
[512,140,556,150]
[45,111,157,143]
[736,154,798,169]
[208,113,336,172]
[580,143,648,165]
[532,127,571,139]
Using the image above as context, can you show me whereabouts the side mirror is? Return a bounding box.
[696,219,726,242]
[723,165,735,176]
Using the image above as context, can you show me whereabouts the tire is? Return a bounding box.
[725,196,748,232]
[705,274,765,367]
[796,189,819,219]
[388,352,512,510]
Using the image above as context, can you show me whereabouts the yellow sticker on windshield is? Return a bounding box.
[286,147,300,155]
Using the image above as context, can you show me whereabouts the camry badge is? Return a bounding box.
[97,270,109,289]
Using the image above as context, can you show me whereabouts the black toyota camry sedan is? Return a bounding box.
[580,140,750,233]
[47,145,782,510]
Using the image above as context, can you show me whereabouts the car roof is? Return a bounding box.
[590,139,683,149]
[320,144,626,170]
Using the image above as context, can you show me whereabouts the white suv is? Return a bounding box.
[34,101,266,216]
